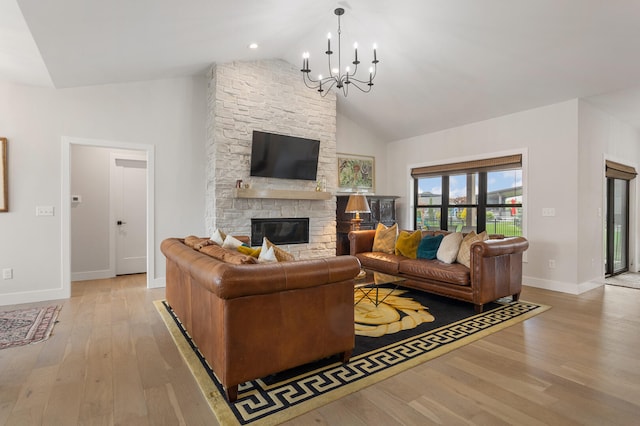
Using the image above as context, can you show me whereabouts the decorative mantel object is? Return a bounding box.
[301,8,379,97]
[345,193,371,231]
[0,137,7,212]
[338,153,375,193]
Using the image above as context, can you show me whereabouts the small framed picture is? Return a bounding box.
[0,138,7,212]
[337,153,375,193]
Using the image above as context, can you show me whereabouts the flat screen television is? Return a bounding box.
[250,131,320,180]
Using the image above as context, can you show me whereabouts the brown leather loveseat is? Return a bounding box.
[161,237,361,402]
[349,230,529,313]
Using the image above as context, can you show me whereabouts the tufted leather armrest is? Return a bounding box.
[348,229,377,255]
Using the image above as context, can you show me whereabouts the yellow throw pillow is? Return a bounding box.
[372,223,398,254]
[395,230,422,258]
[237,245,262,258]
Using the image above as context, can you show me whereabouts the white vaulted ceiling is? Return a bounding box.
[3,0,640,141]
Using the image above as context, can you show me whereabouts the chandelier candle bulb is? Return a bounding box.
[354,42,359,63]
[373,44,377,62]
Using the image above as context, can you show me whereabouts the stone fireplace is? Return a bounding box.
[205,59,338,258]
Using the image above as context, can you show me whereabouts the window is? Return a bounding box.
[413,155,523,236]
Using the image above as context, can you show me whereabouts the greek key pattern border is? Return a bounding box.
[164,301,542,424]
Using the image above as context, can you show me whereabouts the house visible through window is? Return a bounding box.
[412,155,523,236]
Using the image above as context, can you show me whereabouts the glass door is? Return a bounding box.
[605,178,629,276]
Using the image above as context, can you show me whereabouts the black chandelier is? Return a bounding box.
[301,8,379,97]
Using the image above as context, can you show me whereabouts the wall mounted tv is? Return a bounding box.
[250,131,320,181]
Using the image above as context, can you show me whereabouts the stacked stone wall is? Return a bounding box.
[205,60,337,258]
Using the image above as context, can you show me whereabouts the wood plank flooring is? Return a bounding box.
[1,275,639,425]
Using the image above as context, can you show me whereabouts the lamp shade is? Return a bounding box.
[345,194,371,214]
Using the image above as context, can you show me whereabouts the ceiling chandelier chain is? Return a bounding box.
[301,8,379,97]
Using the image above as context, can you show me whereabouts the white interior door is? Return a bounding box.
[113,156,147,275]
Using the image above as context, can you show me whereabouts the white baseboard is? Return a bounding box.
[524,275,604,295]
[149,276,165,289]
[71,269,114,282]
[0,287,70,307]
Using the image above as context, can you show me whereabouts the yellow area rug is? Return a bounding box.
[154,295,549,425]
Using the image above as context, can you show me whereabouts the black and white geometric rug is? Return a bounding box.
[155,291,549,425]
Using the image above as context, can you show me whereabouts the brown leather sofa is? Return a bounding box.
[160,237,361,402]
[348,230,529,313]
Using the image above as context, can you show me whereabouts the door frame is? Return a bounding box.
[62,137,156,296]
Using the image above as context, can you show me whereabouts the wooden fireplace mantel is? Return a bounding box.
[233,188,332,200]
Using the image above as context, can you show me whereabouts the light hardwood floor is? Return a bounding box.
[1,275,639,425]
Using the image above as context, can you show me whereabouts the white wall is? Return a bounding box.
[382,98,640,294]
[578,99,640,285]
[336,112,389,195]
[0,77,207,305]
[70,145,112,278]
[385,100,582,293]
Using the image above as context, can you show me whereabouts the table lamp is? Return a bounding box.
[345,194,371,231]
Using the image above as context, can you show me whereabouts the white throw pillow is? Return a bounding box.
[211,228,226,245]
[437,232,464,264]
[258,246,277,263]
[221,235,244,250]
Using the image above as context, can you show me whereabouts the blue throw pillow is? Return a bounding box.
[417,234,444,260]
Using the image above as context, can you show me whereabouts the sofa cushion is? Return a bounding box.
[257,246,278,263]
[237,245,261,258]
[211,228,227,245]
[199,244,257,265]
[437,232,463,264]
[222,234,245,250]
[184,235,210,249]
[262,237,295,262]
[395,230,422,258]
[399,258,470,286]
[355,251,405,275]
[456,231,488,267]
[372,223,397,254]
[416,234,444,260]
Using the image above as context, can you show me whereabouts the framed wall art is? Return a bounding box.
[337,153,375,193]
[1,138,6,212]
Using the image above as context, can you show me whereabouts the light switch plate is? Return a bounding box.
[36,206,55,216]
[542,208,556,217]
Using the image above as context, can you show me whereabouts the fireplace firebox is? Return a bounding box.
[251,218,309,246]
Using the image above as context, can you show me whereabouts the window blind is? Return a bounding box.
[605,160,637,181]
[411,154,522,178]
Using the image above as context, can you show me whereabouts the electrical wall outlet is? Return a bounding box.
[548,259,556,269]
[2,268,13,280]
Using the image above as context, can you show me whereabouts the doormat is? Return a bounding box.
[0,305,61,350]
[155,293,549,425]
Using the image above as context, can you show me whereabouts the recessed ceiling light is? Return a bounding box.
[248,43,259,49]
